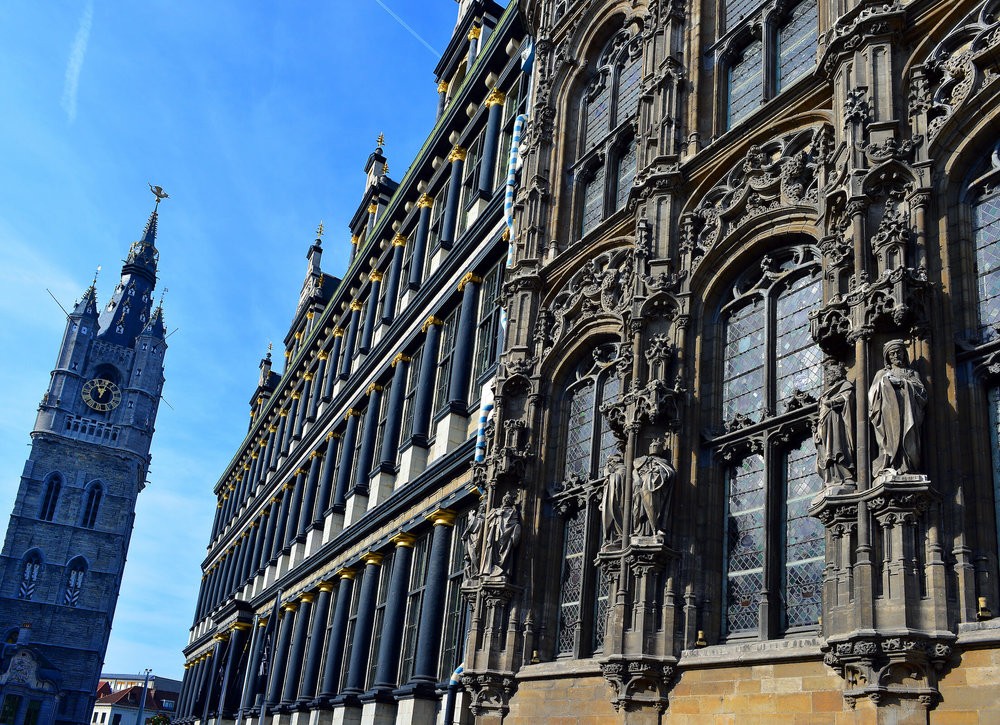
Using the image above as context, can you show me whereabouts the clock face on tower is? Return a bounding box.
[81,378,122,412]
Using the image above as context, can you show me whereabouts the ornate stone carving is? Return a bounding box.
[482,492,523,578]
[549,248,635,346]
[869,340,927,477]
[462,500,486,583]
[815,360,856,488]
[601,453,626,544]
[461,671,517,718]
[600,656,677,712]
[631,439,675,537]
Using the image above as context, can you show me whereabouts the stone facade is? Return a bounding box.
[0,203,167,725]
[179,0,1000,723]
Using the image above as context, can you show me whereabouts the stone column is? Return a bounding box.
[359,271,383,353]
[408,196,433,288]
[259,498,279,571]
[352,384,383,496]
[379,354,410,470]
[316,568,357,704]
[341,553,384,698]
[440,146,466,249]
[281,593,313,705]
[315,433,340,522]
[339,301,363,379]
[202,638,224,722]
[217,623,250,717]
[300,451,322,537]
[298,581,334,704]
[479,90,506,197]
[333,410,361,512]
[382,235,406,323]
[372,534,415,693]
[265,601,297,709]
[326,331,344,395]
[448,273,481,412]
[241,617,269,712]
[270,488,291,562]
[411,317,443,447]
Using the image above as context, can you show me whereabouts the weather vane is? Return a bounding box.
[377,132,385,148]
[316,221,324,238]
[149,184,170,209]
[92,265,102,287]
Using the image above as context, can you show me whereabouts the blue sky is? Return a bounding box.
[0,0,487,679]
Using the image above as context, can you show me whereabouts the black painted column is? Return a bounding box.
[218,624,250,717]
[366,201,378,239]
[292,388,306,440]
[232,535,250,592]
[251,440,266,485]
[359,271,382,353]
[177,662,194,717]
[307,365,323,420]
[382,235,406,323]
[411,317,443,446]
[449,273,481,412]
[326,332,343,395]
[342,553,384,697]
[479,90,506,197]
[379,354,410,471]
[298,582,334,703]
[265,602,297,709]
[436,79,448,119]
[332,411,361,512]
[268,419,284,471]
[280,403,296,454]
[408,197,433,288]
[201,640,223,723]
[283,470,306,550]
[259,499,279,571]
[316,569,357,703]
[281,593,313,705]
[262,426,276,475]
[240,618,269,713]
[300,450,322,537]
[315,433,340,522]
[270,488,291,562]
[352,385,383,496]
[405,509,457,695]
[440,146,466,249]
[467,25,481,66]
[372,534,415,692]
[241,523,259,585]
[339,302,362,379]
[210,501,223,540]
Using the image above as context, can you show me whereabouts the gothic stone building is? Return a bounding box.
[0,204,168,725]
[179,0,1000,723]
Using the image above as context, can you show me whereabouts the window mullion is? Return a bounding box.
[761,436,777,640]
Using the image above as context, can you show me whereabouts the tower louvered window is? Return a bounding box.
[576,30,642,237]
[39,475,61,522]
[81,484,103,529]
[64,558,87,607]
[712,246,825,638]
[19,551,42,601]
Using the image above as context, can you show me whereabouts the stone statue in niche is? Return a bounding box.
[632,439,675,537]
[815,360,856,487]
[600,453,626,544]
[461,499,486,581]
[482,492,522,577]
[869,340,927,477]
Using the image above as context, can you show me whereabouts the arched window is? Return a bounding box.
[576,30,642,237]
[552,343,622,658]
[712,245,825,638]
[18,550,43,601]
[64,557,87,607]
[971,151,1000,342]
[81,483,103,529]
[39,474,61,521]
[722,0,818,129]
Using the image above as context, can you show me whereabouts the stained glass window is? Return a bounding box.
[726,455,766,634]
[723,301,765,423]
[974,188,1000,341]
[585,84,611,151]
[581,166,606,238]
[777,0,819,92]
[725,0,767,32]
[783,439,824,628]
[563,380,596,480]
[615,141,637,211]
[728,41,764,127]
[592,568,610,652]
[617,58,642,121]
[775,274,823,406]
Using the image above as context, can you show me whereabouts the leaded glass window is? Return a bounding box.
[777,0,819,92]
[728,41,764,127]
[575,31,643,237]
[990,387,1000,558]
[400,348,422,450]
[434,306,461,414]
[372,379,392,471]
[974,184,1000,341]
[398,535,429,684]
[366,553,393,689]
[716,245,824,639]
[339,569,365,692]
[556,508,587,655]
[725,0,767,31]
[439,513,470,680]
[474,262,505,382]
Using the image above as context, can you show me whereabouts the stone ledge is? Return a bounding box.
[515,658,603,681]
[678,636,824,668]
[957,618,1000,646]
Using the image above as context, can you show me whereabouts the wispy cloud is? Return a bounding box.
[372,0,440,58]
[61,0,94,122]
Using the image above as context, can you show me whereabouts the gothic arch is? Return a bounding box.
[80,480,104,529]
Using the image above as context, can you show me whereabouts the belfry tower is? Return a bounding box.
[0,192,168,725]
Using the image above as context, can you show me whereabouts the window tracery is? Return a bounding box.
[64,557,87,607]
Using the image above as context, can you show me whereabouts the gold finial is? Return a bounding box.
[377,132,385,148]
[316,221,324,238]
[267,342,273,354]
[383,161,389,176]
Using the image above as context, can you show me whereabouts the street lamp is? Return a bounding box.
[135,669,151,725]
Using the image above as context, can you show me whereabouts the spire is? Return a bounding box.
[97,187,166,347]
[259,344,274,388]
[142,295,167,339]
[72,268,100,318]
[297,223,326,312]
